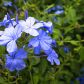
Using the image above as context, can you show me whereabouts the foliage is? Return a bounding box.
[0,0,84,84]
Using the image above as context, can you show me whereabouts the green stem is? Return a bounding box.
[80,25,84,27]
[30,71,33,84]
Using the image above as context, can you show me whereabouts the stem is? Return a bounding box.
[80,25,84,27]
[30,71,33,84]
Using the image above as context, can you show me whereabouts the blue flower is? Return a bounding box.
[28,29,53,51]
[0,25,22,53]
[41,21,53,34]
[56,5,63,9]
[17,17,43,36]
[0,14,15,27]
[5,48,27,71]
[46,5,63,14]
[55,10,64,14]
[4,1,12,7]
[63,46,69,53]
[45,49,60,65]
[29,29,60,65]
[76,77,84,84]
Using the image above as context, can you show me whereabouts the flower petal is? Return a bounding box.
[8,21,16,27]
[40,41,51,50]
[34,45,41,55]
[19,20,27,27]
[47,50,60,65]
[29,29,39,36]
[26,17,35,27]
[15,59,26,71]
[5,55,15,71]
[7,40,17,53]
[32,23,43,29]
[3,26,15,37]
[3,15,7,21]
[24,28,39,36]
[43,21,53,34]
[15,48,27,59]
[0,36,11,45]
[29,37,39,47]
[15,24,22,38]
[0,31,4,36]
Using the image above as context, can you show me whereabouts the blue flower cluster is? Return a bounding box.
[47,5,64,15]
[3,1,12,7]
[0,11,60,71]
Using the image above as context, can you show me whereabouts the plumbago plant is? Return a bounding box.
[0,0,84,84]
[0,12,60,71]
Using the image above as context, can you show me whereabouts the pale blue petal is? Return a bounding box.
[6,58,26,71]
[29,37,39,47]
[3,15,7,21]
[34,45,41,55]
[24,28,39,36]
[43,22,52,28]
[44,48,52,55]
[15,59,26,71]
[32,23,43,29]
[15,24,22,38]
[38,29,47,38]
[54,59,60,65]
[43,22,53,34]
[43,37,52,45]
[28,29,39,36]
[5,55,15,71]
[15,48,27,59]
[19,20,27,27]
[40,41,51,50]
[3,26,15,37]
[8,21,16,27]
[0,31,4,35]
[0,36,12,45]
[55,10,64,14]
[7,40,17,53]
[39,29,46,35]
[26,17,35,27]
[47,55,54,65]
[47,50,60,65]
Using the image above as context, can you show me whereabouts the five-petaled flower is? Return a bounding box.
[28,29,53,51]
[0,25,22,53]
[5,48,27,71]
[18,17,43,36]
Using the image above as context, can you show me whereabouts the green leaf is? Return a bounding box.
[79,47,84,60]
[64,36,72,41]
[70,41,79,46]
[76,34,81,40]
[0,46,5,56]
[0,77,9,84]
[65,6,77,23]
[53,29,62,39]
[33,74,39,84]
[29,56,40,66]
[45,4,54,11]
[57,41,64,46]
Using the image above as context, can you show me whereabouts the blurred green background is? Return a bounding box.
[0,0,84,84]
